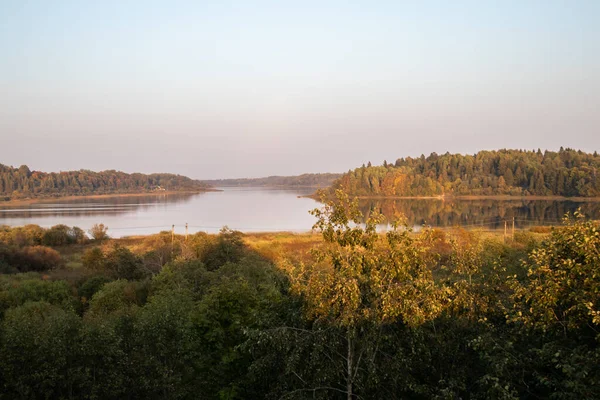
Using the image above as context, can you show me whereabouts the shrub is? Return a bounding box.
[82,247,105,271]
[104,245,147,280]
[14,246,62,272]
[0,245,62,272]
[529,225,552,233]
[89,223,109,241]
[78,275,112,304]
[203,227,246,271]
[68,226,88,244]
[41,225,72,246]
[6,225,45,246]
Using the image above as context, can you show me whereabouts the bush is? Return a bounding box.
[105,245,147,280]
[0,278,77,315]
[87,279,146,316]
[0,245,62,272]
[15,246,62,272]
[41,225,72,246]
[203,227,246,271]
[1,225,45,246]
[89,224,109,241]
[529,225,552,233]
[68,226,88,244]
[82,247,105,271]
[0,302,81,398]
[79,275,113,304]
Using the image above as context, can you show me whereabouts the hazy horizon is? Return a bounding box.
[1,146,598,181]
[1,1,599,179]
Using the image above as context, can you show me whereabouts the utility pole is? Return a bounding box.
[504,220,507,243]
[171,224,175,254]
[185,223,188,241]
[512,217,515,241]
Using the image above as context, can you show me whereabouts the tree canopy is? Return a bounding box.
[0,164,212,200]
[332,148,600,197]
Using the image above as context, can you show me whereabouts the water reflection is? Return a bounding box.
[0,189,319,237]
[360,198,600,229]
[0,193,199,219]
[1,190,599,237]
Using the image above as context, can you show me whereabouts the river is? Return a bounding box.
[0,188,599,237]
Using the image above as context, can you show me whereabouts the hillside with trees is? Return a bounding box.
[203,173,342,188]
[332,148,600,197]
[0,164,212,201]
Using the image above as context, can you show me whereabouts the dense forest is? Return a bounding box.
[332,148,600,197]
[203,173,342,188]
[0,192,598,399]
[0,164,212,201]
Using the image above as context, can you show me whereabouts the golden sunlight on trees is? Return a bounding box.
[511,211,600,332]
[287,190,449,399]
[89,224,109,241]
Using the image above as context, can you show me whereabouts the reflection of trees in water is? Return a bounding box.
[359,199,600,228]
[0,193,201,219]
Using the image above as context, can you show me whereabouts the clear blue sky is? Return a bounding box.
[1,0,598,178]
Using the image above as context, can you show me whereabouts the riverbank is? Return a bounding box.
[0,189,221,206]
[303,192,600,202]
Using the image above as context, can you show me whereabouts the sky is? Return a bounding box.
[0,0,598,179]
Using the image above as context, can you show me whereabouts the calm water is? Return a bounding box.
[0,188,599,237]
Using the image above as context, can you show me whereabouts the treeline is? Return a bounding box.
[332,148,600,197]
[0,204,598,398]
[0,163,212,200]
[203,172,342,188]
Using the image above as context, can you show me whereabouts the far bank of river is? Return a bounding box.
[0,189,221,207]
[303,192,600,202]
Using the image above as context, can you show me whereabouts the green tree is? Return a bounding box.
[0,302,81,399]
[288,190,447,399]
[104,245,147,280]
[81,247,105,271]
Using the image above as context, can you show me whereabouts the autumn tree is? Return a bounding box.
[288,190,448,399]
[511,211,600,332]
[89,223,109,241]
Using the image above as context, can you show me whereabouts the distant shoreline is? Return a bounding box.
[302,193,600,202]
[0,189,221,206]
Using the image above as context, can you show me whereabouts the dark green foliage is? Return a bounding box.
[103,245,148,280]
[0,163,211,200]
[0,277,77,317]
[333,148,600,197]
[203,227,247,270]
[86,280,145,316]
[78,275,112,304]
[41,224,87,246]
[0,302,81,399]
[0,219,597,399]
[132,290,196,398]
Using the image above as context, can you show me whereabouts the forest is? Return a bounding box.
[0,164,212,201]
[332,148,600,197]
[203,173,342,188]
[0,191,598,399]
